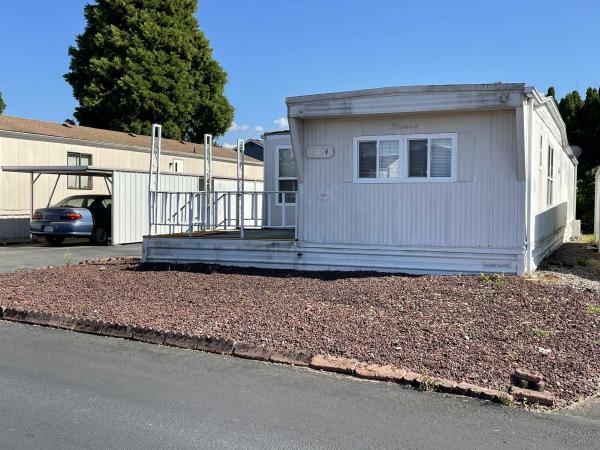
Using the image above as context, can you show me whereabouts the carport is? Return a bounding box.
[0,165,199,245]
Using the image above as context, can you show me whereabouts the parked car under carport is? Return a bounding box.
[0,165,200,246]
[31,194,112,245]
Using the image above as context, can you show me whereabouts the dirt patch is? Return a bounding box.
[1,260,598,407]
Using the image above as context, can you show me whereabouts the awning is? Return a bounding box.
[1,165,114,177]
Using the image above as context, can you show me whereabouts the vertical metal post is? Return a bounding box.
[204,134,212,229]
[148,124,162,235]
[237,139,245,238]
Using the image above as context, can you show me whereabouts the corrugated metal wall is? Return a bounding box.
[112,171,199,245]
[298,111,523,249]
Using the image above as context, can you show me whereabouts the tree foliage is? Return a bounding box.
[64,0,233,141]
[0,89,5,115]
[552,86,600,232]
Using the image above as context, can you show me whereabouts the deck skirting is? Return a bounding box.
[143,236,525,275]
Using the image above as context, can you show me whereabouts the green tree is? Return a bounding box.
[64,0,233,141]
[555,86,600,232]
[546,86,556,99]
[0,90,5,114]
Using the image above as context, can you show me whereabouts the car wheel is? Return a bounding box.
[46,236,64,246]
[91,227,109,246]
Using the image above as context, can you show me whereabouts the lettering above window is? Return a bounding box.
[353,133,457,183]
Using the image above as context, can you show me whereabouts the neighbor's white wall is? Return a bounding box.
[0,133,263,239]
[297,110,524,250]
[264,133,296,227]
[529,106,577,265]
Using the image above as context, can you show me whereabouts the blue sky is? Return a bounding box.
[0,1,599,147]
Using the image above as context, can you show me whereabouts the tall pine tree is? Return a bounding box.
[65,0,233,141]
[0,89,5,114]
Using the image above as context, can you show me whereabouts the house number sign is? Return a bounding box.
[306,145,334,159]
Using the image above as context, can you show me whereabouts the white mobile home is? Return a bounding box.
[0,116,263,242]
[144,83,578,275]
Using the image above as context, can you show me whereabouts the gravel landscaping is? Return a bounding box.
[0,259,599,407]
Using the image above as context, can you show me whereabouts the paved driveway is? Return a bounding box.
[0,240,141,272]
[0,321,598,449]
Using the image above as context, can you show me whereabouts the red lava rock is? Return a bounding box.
[269,349,312,366]
[164,332,197,350]
[196,335,235,355]
[234,343,272,361]
[355,363,406,382]
[510,387,555,406]
[0,261,598,406]
[310,355,358,375]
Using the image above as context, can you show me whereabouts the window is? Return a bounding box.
[277,146,297,204]
[172,158,184,173]
[67,152,93,189]
[354,134,456,183]
[356,139,402,180]
[547,145,554,205]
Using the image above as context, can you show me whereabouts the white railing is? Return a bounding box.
[148,190,297,238]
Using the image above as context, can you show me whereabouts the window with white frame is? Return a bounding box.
[277,146,297,204]
[172,158,184,173]
[354,134,456,182]
[547,145,554,205]
[67,152,93,189]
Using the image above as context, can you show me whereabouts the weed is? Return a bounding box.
[481,273,509,288]
[63,250,73,266]
[585,303,600,315]
[530,327,554,338]
[576,257,589,267]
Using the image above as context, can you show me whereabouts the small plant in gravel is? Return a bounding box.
[481,273,509,288]
[63,250,74,266]
[530,327,554,338]
[585,303,600,315]
[576,257,590,267]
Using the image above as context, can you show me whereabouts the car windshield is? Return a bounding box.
[54,196,98,208]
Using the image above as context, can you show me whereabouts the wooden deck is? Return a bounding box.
[158,228,295,240]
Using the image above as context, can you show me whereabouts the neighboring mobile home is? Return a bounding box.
[0,116,263,242]
[143,83,579,275]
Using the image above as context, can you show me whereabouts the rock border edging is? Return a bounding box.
[0,306,514,406]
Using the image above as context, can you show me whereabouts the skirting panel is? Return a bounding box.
[143,237,524,275]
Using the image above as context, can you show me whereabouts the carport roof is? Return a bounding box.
[1,165,114,177]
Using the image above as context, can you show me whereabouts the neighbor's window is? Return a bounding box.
[357,139,401,180]
[277,146,297,204]
[67,152,93,189]
[547,145,554,205]
[172,158,184,173]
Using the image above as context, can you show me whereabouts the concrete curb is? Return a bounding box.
[0,306,514,406]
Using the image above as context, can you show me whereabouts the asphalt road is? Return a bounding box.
[0,241,141,272]
[0,321,598,449]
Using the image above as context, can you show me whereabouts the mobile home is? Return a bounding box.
[144,83,578,275]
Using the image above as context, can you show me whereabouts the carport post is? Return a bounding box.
[47,174,61,207]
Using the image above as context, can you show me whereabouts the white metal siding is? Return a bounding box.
[112,171,199,245]
[298,111,523,250]
[529,106,577,265]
